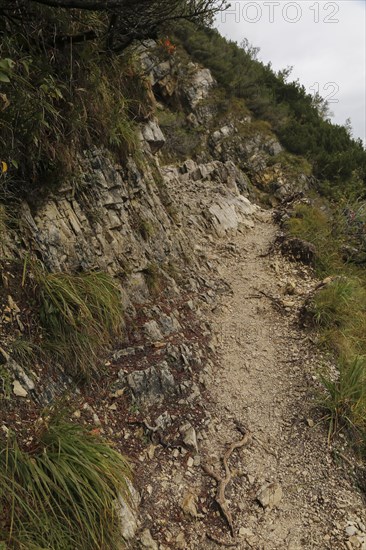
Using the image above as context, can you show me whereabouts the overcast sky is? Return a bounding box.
[215,0,366,145]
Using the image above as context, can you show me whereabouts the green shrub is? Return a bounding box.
[0,417,131,549]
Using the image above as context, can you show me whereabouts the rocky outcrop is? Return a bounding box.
[181,64,215,109]
[141,120,166,154]
[13,145,259,312]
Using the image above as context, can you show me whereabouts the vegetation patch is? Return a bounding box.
[157,109,203,161]
[286,202,343,275]
[267,151,312,178]
[0,416,131,550]
[31,264,123,378]
[287,201,366,444]
[320,357,366,446]
[143,263,161,296]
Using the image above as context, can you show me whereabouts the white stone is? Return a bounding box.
[140,528,158,550]
[115,480,140,541]
[12,380,27,397]
[257,483,283,509]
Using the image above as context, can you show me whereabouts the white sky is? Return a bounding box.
[215,0,366,144]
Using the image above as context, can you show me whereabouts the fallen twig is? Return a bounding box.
[202,429,251,537]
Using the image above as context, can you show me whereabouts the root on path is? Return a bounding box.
[202,427,251,540]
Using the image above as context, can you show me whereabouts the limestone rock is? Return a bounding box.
[143,320,163,342]
[158,313,181,335]
[121,361,175,403]
[176,532,187,549]
[142,120,166,154]
[115,480,140,541]
[181,491,198,517]
[12,380,28,398]
[182,65,215,109]
[140,528,158,550]
[180,423,198,453]
[0,347,35,393]
[257,482,283,509]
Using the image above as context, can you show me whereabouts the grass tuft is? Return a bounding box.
[320,357,366,444]
[288,201,366,446]
[31,264,124,378]
[0,416,131,549]
[312,277,365,329]
[286,203,342,275]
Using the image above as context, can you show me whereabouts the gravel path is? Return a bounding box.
[201,210,366,549]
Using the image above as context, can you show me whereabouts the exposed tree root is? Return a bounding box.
[254,289,285,312]
[202,428,251,538]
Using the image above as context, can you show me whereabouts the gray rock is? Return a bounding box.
[124,361,175,403]
[143,320,163,342]
[140,528,158,550]
[158,313,181,335]
[141,120,166,154]
[265,138,283,156]
[182,66,215,109]
[115,480,140,541]
[180,423,198,453]
[113,347,136,360]
[257,483,283,509]
[346,525,359,537]
[0,347,35,393]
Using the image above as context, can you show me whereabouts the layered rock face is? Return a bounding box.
[6,50,265,307]
[9,42,307,299]
[1,42,312,410]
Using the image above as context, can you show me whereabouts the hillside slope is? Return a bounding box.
[1,11,366,550]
